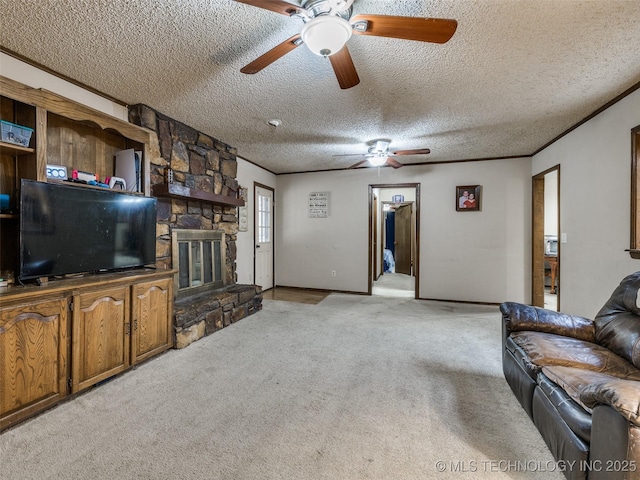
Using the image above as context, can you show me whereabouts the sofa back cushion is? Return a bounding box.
[594,271,640,369]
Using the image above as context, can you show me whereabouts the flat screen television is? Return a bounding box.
[20,179,157,281]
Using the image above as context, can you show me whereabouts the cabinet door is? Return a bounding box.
[72,287,129,393]
[0,297,68,430]
[131,277,173,364]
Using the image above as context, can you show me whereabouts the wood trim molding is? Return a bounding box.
[274,285,368,296]
[629,124,640,255]
[533,80,640,157]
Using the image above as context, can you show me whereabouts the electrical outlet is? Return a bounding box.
[331,270,336,277]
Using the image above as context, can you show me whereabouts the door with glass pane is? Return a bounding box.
[255,184,274,290]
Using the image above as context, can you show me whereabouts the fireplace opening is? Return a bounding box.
[172,229,226,299]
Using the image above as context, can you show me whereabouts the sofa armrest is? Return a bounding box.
[500,302,595,342]
[580,379,640,427]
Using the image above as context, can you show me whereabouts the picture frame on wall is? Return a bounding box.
[456,185,481,211]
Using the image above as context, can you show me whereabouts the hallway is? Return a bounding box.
[372,273,415,298]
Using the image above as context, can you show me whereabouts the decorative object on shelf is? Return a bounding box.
[308,191,329,218]
[392,194,404,204]
[238,186,249,232]
[456,185,481,212]
[46,164,68,180]
[0,120,33,147]
[106,176,127,190]
[115,148,142,193]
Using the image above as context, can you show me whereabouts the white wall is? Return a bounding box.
[276,158,532,303]
[0,52,129,120]
[235,158,277,285]
[532,88,640,317]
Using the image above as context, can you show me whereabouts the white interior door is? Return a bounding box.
[255,185,274,290]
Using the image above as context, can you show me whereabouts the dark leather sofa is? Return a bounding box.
[500,272,640,480]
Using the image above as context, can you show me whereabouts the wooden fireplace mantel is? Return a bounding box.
[152,183,245,207]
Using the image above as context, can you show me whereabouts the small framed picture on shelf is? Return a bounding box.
[456,185,481,211]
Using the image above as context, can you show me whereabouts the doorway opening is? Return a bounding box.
[368,184,420,298]
[532,166,560,311]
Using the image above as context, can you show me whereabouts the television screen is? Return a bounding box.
[20,179,157,281]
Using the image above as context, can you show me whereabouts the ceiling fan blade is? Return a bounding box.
[351,14,457,44]
[233,0,302,16]
[386,157,403,169]
[349,159,369,169]
[240,34,301,74]
[329,46,360,89]
[392,148,431,156]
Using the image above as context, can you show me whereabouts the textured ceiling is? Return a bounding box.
[1,0,639,173]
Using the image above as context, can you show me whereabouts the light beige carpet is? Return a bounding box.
[0,294,562,479]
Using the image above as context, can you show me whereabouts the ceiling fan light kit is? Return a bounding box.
[301,16,353,57]
[368,156,387,167]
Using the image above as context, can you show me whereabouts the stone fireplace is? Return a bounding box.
[128,104,262,348]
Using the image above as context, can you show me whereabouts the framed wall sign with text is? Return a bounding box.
[308,192,329,218]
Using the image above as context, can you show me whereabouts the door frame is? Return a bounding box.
[368,183,420,298]
[253,182,275,291]
[532,165,560,309]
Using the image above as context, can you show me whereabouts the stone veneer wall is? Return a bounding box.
[128,104,262,348]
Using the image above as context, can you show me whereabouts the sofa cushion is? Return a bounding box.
[541,366,621,412]
[510,331,640,378]
[580,377,640,427]
[594,271,640,368]
[543,366,640,427]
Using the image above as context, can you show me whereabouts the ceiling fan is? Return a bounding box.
[234,0,457,89]
[335,140,431,169]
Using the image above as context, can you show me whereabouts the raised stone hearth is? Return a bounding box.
[174,284,262,348]
[128,104,262,347]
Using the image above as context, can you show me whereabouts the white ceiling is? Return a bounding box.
[1,0,639,174]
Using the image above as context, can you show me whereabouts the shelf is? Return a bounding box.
[0,214,18,219]
[0,141,34,156]
[48,179,145,195]
[152,183,244,207]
